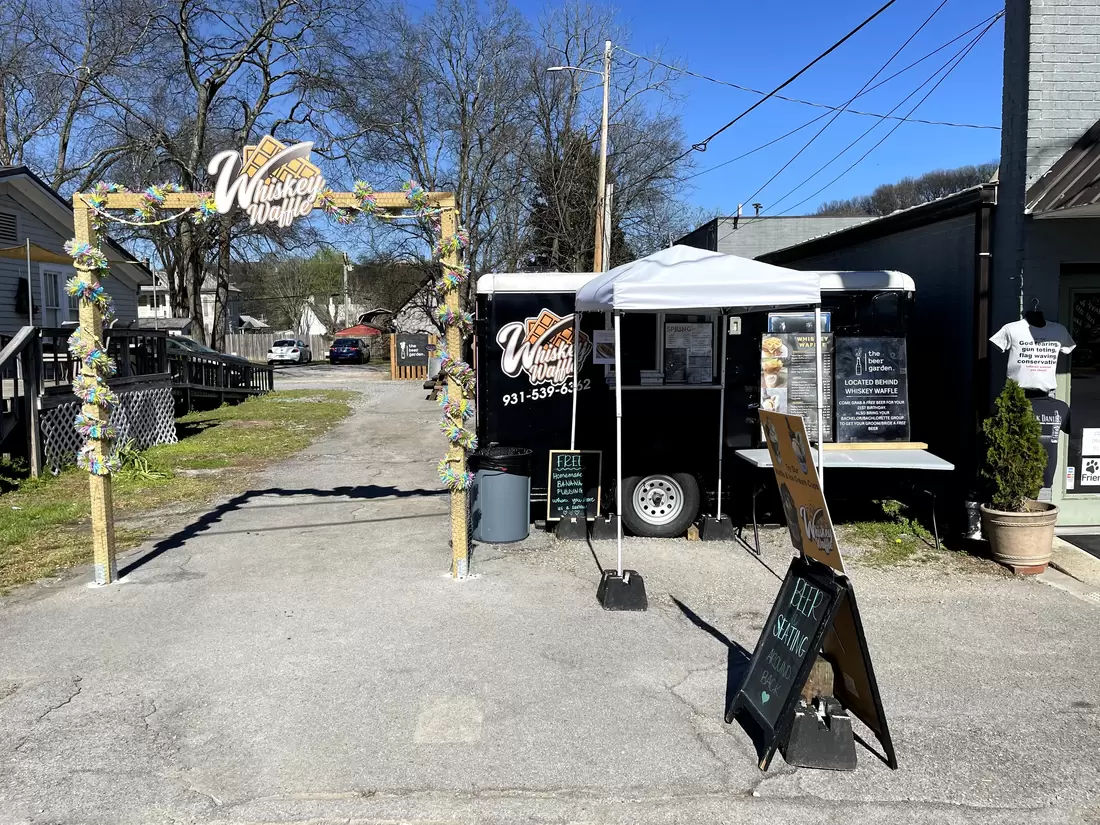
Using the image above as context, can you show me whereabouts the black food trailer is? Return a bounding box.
[474,269,915,537]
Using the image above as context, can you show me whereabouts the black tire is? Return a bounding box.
[620,472,700,538]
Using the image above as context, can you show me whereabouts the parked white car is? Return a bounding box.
[267,338,312,365]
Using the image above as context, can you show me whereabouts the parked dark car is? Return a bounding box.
[329,337,370,364]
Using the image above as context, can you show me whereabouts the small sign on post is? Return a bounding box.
[834,337,910,442]
[547,449,601,521]
[395,333,430,367]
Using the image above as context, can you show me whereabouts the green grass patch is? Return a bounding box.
[841,499,941,567]
[0,389,353,593]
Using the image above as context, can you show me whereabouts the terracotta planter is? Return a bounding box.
[979,501,1058,575]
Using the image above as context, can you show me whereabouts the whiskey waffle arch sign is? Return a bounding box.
[207,135,327,227]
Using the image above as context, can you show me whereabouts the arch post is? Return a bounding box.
[439,197,469,578]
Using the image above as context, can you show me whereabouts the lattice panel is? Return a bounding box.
[41,387,178,474]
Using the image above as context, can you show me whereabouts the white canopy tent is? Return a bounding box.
[571,245,823,578]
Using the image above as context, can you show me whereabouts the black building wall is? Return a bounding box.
[764,212,983,497]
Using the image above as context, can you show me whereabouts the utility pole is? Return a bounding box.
[602,182,614,270]
[593,39,612,273]
[548,39,612,273]
[341,251,351,328]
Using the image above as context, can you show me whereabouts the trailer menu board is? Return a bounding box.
[834,338,910,442]
[761,333,834,442]
[664,322,713,384]
[547,450,602,521]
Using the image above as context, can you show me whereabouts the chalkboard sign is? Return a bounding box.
[547,450,601,521]
[726,557,842,769]
[834,337,910,442]
[395,333,430,367]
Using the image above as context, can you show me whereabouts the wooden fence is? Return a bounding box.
[389,333,438,380]
[224,332,330,363]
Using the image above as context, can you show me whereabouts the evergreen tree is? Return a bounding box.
[525,130,632,272]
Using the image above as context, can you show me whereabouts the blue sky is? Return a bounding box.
[513,0,1006,216]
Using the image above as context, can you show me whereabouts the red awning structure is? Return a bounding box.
[334,323,383,337]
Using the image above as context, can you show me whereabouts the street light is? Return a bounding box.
[546,39,612,272]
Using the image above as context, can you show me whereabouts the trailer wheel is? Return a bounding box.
[620,472,699,538]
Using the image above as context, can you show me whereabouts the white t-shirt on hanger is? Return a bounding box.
[989,319,1075,392]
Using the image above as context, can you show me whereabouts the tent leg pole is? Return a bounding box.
[815,306,825,490]
[615,311,623,578]
[570,311,580,450]
[716,316,727,518]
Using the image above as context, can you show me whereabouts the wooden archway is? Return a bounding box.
[71,189,469,583]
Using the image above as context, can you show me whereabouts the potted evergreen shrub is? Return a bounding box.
[979,379,1058,574]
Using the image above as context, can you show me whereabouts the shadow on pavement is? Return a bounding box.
[119,484,447,579]
[670,596,753,711]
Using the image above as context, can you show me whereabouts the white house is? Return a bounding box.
[0,166,148,337]
[137,271,249,337]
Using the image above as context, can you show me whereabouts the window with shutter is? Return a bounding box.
[0,212,16,245]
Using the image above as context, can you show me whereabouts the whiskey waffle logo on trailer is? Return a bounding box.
[206,135,327,227]
[497,308,591,386]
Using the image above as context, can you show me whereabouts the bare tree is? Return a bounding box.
[96,0,358,345]
[523,2,686,268]
[330,0,533,299]
[0,0,157,190]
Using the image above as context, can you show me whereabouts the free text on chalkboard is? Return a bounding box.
[547,450,601,521]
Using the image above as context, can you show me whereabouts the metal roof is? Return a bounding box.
[1027,118,1100,217]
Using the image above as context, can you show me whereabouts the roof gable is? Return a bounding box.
[0,166,152,288]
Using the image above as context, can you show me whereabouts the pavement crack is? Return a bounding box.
[12,675,83,753]
[665,666,733,771]
[36,675,82,722]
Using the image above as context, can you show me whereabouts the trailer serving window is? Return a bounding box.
[614,312,720,386]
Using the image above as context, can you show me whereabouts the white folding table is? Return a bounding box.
[733,448,955,554]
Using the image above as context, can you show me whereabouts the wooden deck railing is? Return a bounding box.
[0,326,274,472]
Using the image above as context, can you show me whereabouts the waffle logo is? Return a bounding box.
[799,505,835,555]
[497,309,591,385]
[207,135,327,227]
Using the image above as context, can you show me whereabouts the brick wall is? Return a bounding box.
[1024,0,1100,188]
[992,0,1100,342]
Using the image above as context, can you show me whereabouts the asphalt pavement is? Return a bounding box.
[0,365,1097,825]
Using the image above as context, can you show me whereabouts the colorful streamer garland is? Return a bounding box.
[435,305,473,335]
[434,263,470,297]
[77,442,121,476]
[65,276,116,319]
[437,457,475,491]
[73,412,116,440]
[438,391,473,421]
[317,181,380,225]
[134,183,185,221]
[434,228,469,258]
[68,327,116,373]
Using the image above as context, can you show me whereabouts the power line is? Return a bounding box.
[617,9,1002,131]
[675,9,1004,186]
[735,0,951,213]
[752,13,1003,222]
[633,0,901,192]
[759,14,1002,217]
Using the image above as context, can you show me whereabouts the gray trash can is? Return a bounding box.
[470,446,532,543]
